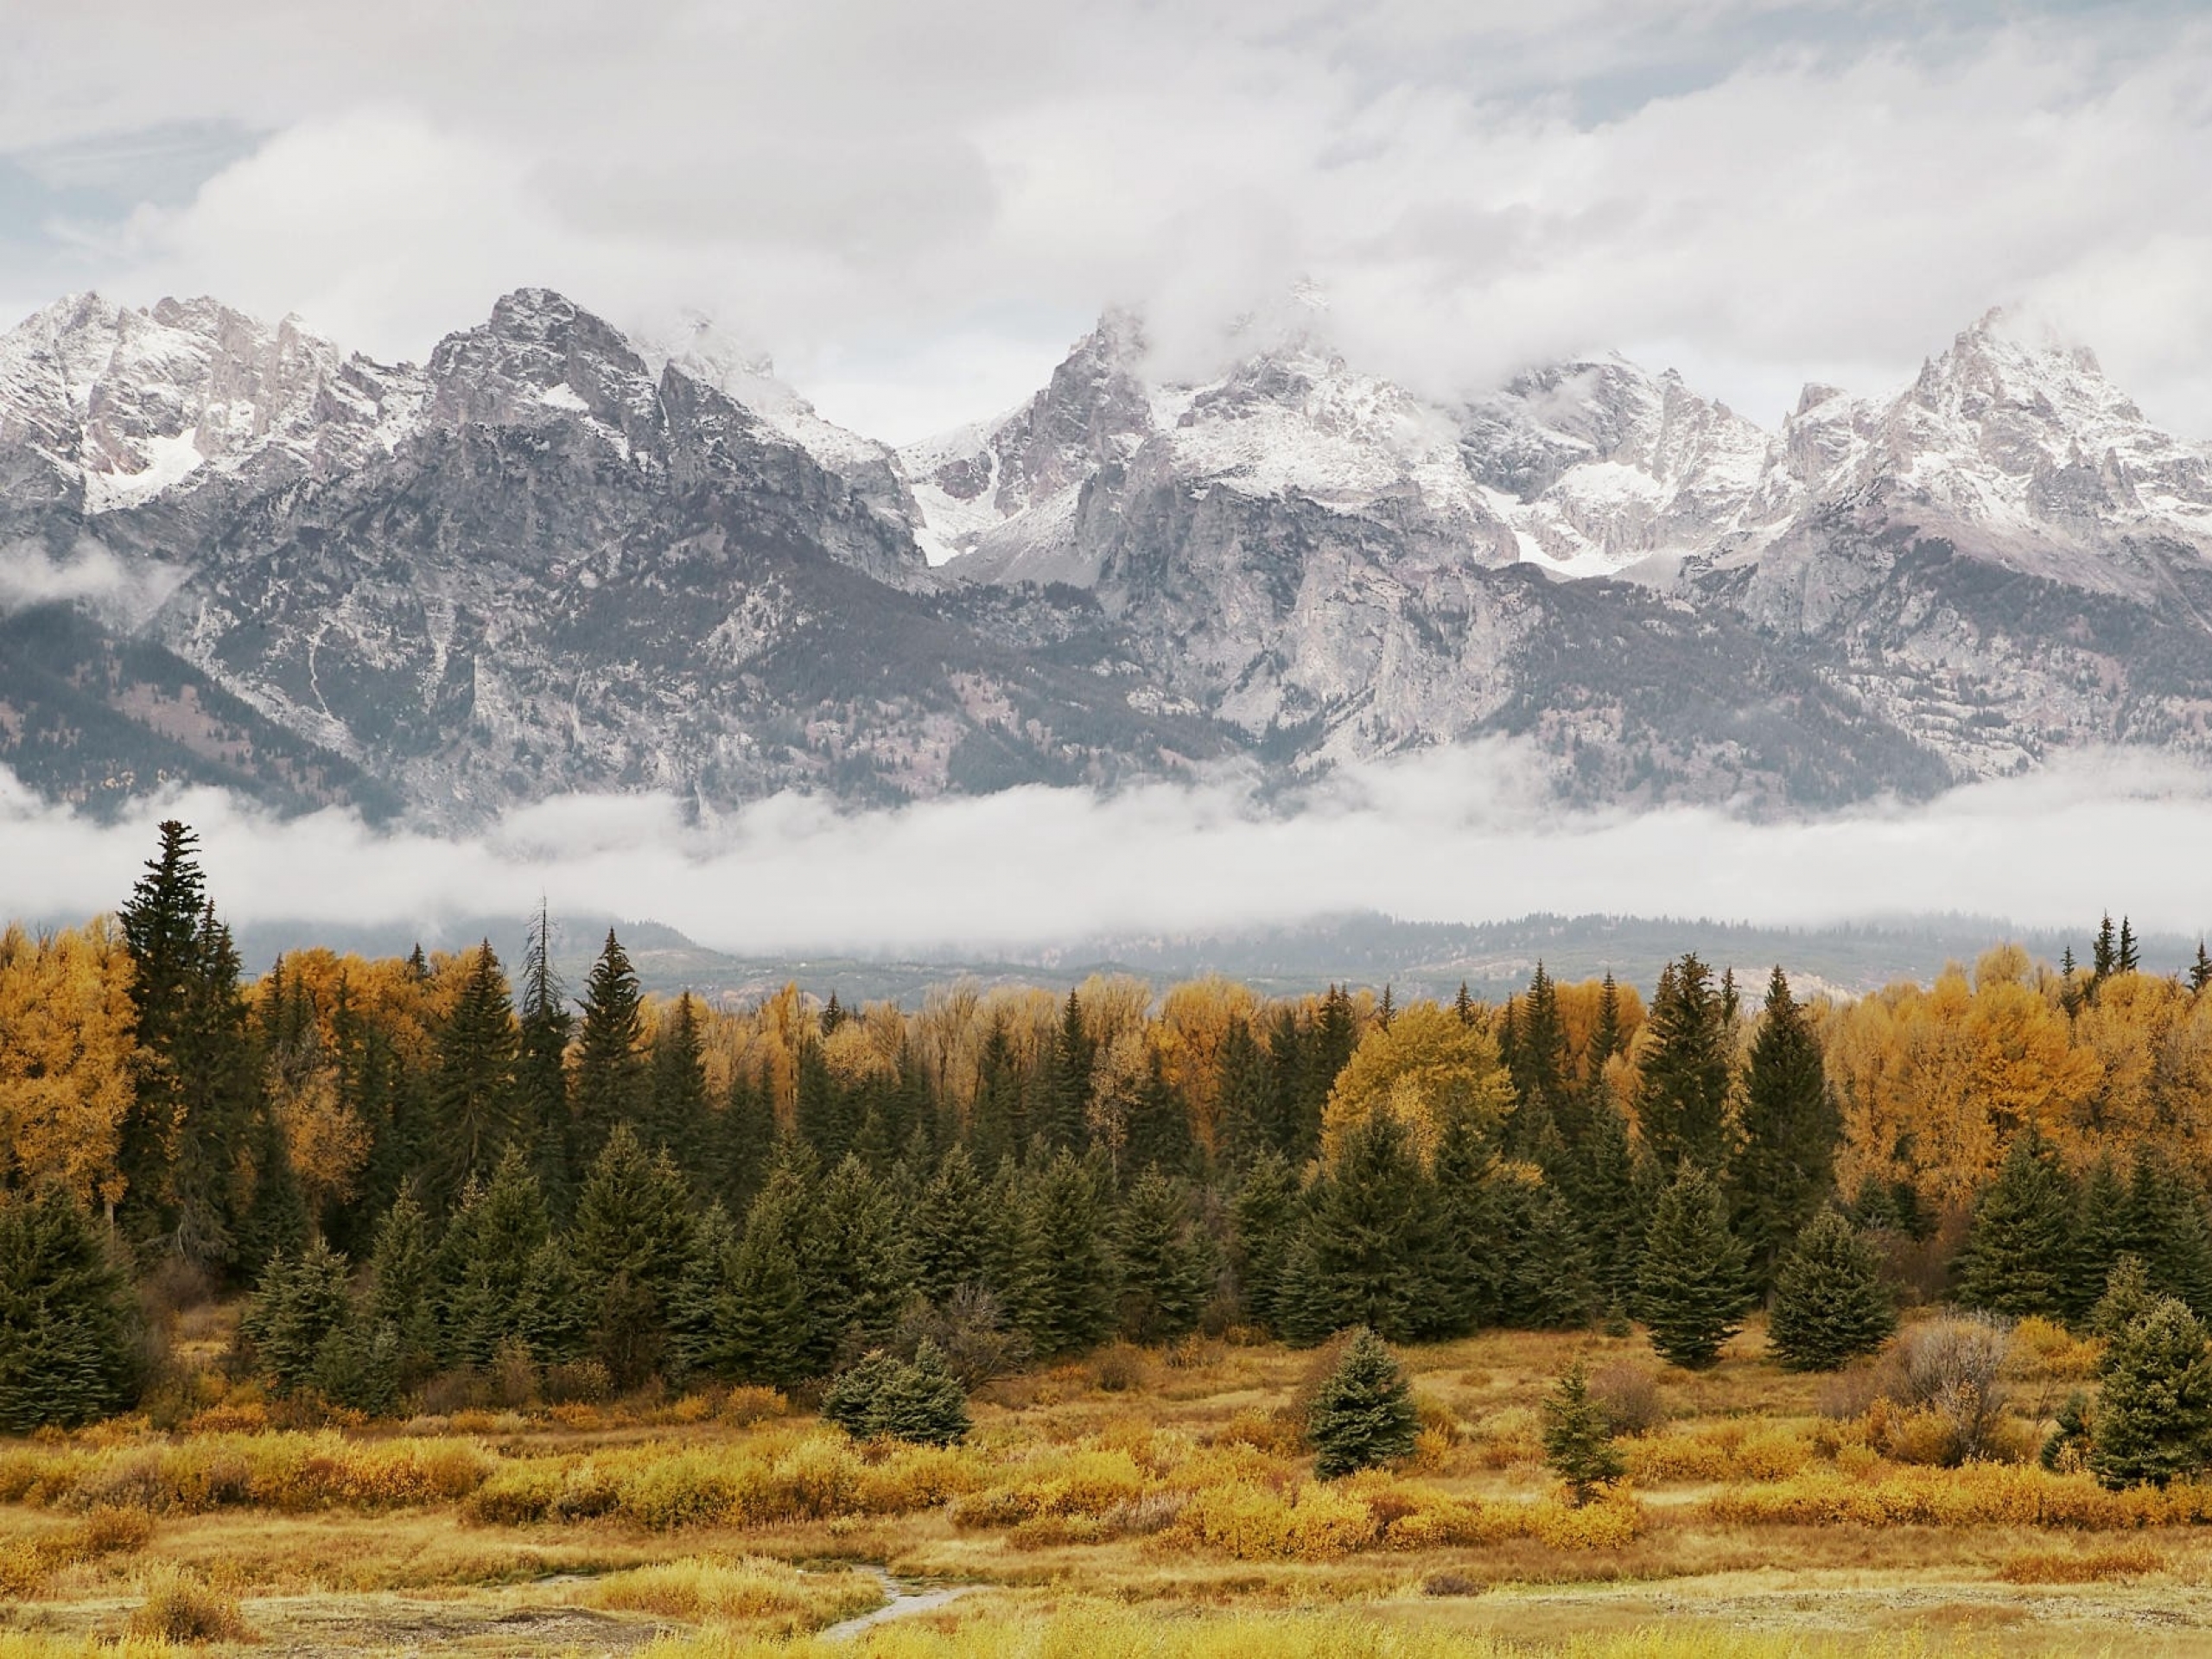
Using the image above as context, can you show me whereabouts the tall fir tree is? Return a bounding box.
[2118,1149,2212,1319]
[1038,992,1095,1154]
[363,1191,441,1382]
[1637,1165,1752,1370]
[438,1148,553,1367]
[1212,1016,1273,1170]
[1766,1208,1895,1371]
[1230,1148,1302,1335]
[1636,955,1732,1173]
[1953,1128,2080,1320]
[1115,1166,1207,1344]
[572,930,649,1161]
[1728,967,1838,1295]
[644,993,711,1174]
[815,1154,916,1352]
[1285,1109,1450,1346]
[572,1124,696,1386]
[2191,943,2212,995]
[1011,1151,1119,1358]
[429,943,522,1210]
[1505,962,1572,1158]
[913,1144,991,1302]
[515,904,576,1221]
[1541,1359,1624,1504]
[969,1021,1027,1167]
[239,1238,352,1395]
[114,820,207,1247]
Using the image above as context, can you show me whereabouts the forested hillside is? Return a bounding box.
[7,819,2212,1471]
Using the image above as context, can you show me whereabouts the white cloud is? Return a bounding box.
[0,540,183,621]
[9,743,2209,957]
[4,4,2209,440]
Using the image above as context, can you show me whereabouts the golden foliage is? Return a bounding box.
[0,919,139,1206]
[1321,1002,1512,1166]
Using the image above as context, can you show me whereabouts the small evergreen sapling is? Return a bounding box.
[0,1185,143,1433]
[1766,1209,1896,1371]
[1308,1327,1419,1478]
[820,1341,969,1445]
[1541,1359,1624,1506]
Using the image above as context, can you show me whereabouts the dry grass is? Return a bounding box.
[1995,1541,2165,1584]
[587,1554,884,1632]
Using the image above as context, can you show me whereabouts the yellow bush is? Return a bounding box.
[1169,1480,1378,1560]
[0,1506,155,1598]
[1624,1422,1810,1484]
[126,1563,257,1644]
[1531,1489,1648,1549]
[2006,1317,2101,1383]
[1704,1463,2212,1530]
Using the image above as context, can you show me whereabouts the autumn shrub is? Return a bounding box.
[1587,1362,1666,1437]
[1701,1462,2212,1529]
[1622,1421,1811,1484]
[1093,1343,1148,1393]
[1170,1480,1379,1560]
[717,1386,787,1427]
[0,1432,493,1516]
[126,1563,257,1644]
[2006,1316,2101,1384]
[543,1360,613,1406]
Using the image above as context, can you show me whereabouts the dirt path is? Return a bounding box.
[818,1567,982,1643]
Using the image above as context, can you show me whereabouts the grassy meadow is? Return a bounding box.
[4,1305,2211,1657]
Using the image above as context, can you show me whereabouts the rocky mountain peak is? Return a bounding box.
[425,287,660,445]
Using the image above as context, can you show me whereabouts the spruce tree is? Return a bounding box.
[1290,1108,1451,1345]
[1636,955,1732,1173]
[115,820,207,1247]
[429,943,522,1208]
[1484,1166,1598,1332]
[2074,1155,2133,1316]
[1728,968,1837,1294]
[240,1239,352,1395]
[1505,963,1572,1159]
[2093,913,2119,982]
[1011,1151,1119,1358]
[515,904,575,1220]
[1212,1015,1272,1169]
[822,1342,969,1445]
[1953,1128,2079,1320]
[438,1148,553,1367]
[645,993,710,1172]
[2119,1149,2212,1319]
[516,1238,591,1364]
[712,1064,777,1216]
[913,1145,991,1301]
[1766,1208,1895,1371]
[815,1154,915,1351]
[364,1192,441,1382]
[1038,991,1095,1154]
[2089,1297,2212,1490]
[2191,943,2212,995]
[232,1103,308,1280]
[1541,1359,1624,1504]
[311,1319,403,1417]
[573,1125,696,1387]
[0,1186,143,1432]
[1637,1165,1751,1370]
[2090,1255,2158,1341]
[1308,1327,1418,1478]
[1230,1148,1302,1334]
[969,1020,1027,1167]
[2118,917,2140,976]
[1115,1166,1206,1344]
[572,930,649,1160]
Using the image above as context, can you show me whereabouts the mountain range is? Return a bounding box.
[3,286,2209,825]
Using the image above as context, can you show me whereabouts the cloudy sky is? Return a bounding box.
[5,1,2211,442]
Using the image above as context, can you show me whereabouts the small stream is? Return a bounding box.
[818,1566,978,1643]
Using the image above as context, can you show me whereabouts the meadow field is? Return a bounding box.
[3,1306,2209,1658]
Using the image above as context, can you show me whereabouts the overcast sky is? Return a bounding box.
[5,1,2211,442]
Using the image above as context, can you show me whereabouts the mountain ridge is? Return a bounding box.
[3,286,2207,825]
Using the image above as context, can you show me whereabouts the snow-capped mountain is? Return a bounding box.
[2,285,2208,824]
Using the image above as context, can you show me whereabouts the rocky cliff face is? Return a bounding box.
[3,288,2207,824]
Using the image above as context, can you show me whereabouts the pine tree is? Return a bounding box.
[1012,1151,1118,1358]
[573,1124,695,1387]
[913,1145,991,1301]
[1636,955,1732,1173]
[1122,1050,1192,1179]
[1288,1109,1450,1345]
[1637,1165,1752,1370]
[1115,1166,1206,1344]
[712,1065,777,1216]
[115,820,207,1246]
[2090,1255,2158,1341]
[439,1148,553,1367]
[2074,1155,2133,1316]
[1213,1016,1273,1169]
[2093,913,2119,982]
[2118,917,2140,976]
[516,1238,590,1364]
[0,1186,143,1432]
[364,1192,441,1382]
[572,930,648,1161]
[1308,1327,1418,1478]
[2119,1149,2212,1319]
[2089,1297,2212,1490]
[815,1154,915,1351]
[822,1341,969,1445]
[1230,1149,1302,1334]
[1038,992,1095,1154]
[1728,967,1838,1294]
[1505,963,1571,1159]
[1541,1359,1624,1504]
[240,1239,352,1395]
[644,993,709,1171]
[969,1020,1027,1167]
[1953,1128,2079,1320]
[2191,943,2212,995]
[232,1103,308,1279]
[1484,1165,1598,1332]
[515,903,575,1220]
[1766,1209,1895,1371]
[429,943,522,1208]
